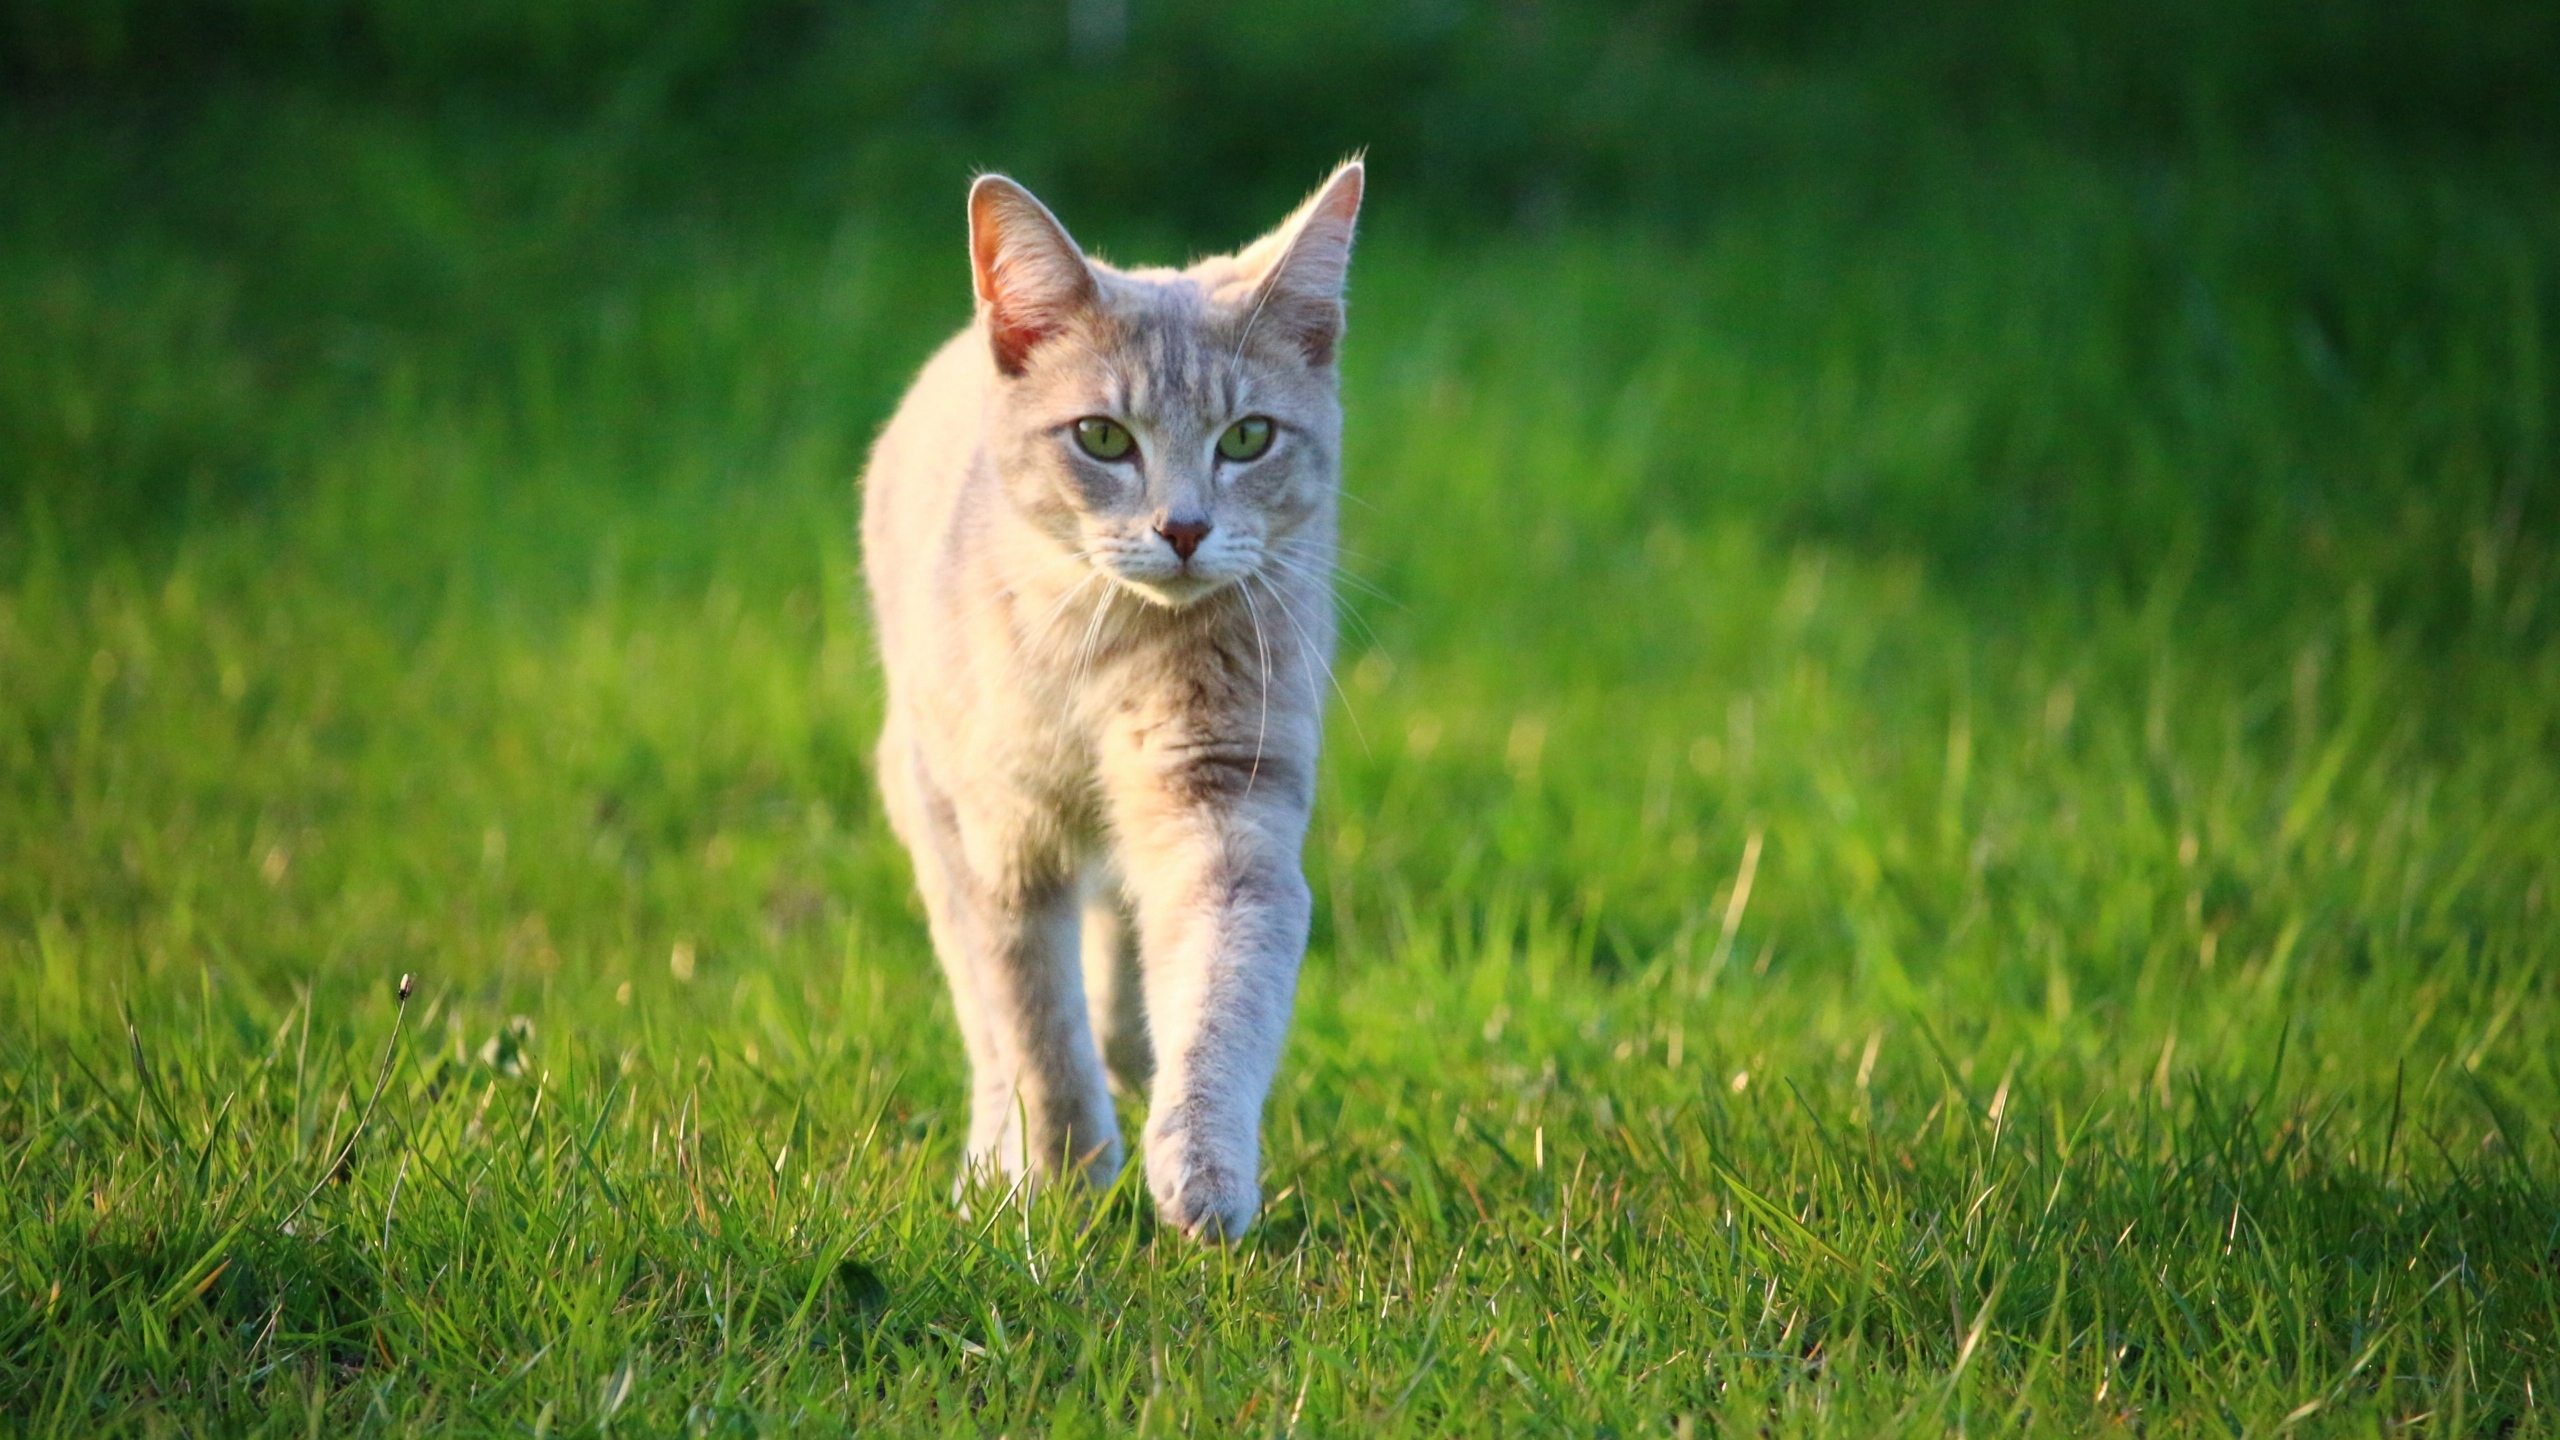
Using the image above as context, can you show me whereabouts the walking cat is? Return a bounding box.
[860,163,1361,1238]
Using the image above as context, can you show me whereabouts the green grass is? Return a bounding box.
[4,85,2558,1437]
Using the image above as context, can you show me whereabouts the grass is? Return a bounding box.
[3,78,2559,1437]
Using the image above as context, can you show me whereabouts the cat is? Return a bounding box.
[860,162,1361,1239]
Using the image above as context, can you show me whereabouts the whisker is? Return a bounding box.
[1271,537,1401,607]
[1250,570,1370,759]
[1298,536,1383,564]
[1258,551,1389,653]
[1299,564,1397,609]
[1235,577,1274,796]
[1019,570,1116,767]
[1070,575,1120,701]
[940,547,1105,640]
[1265,573,1366,736]
[1024,568,1107,659]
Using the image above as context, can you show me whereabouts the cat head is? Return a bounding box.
[967,162,1363,608]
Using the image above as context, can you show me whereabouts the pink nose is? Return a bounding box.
[1157,518,1210,561]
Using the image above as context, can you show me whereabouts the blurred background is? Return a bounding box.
[9,0,2559,577]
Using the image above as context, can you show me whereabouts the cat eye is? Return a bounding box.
[1074,417,1136,461]
[1217,416,1275,462]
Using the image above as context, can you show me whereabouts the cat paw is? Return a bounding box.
[1147,1149,1260,1241]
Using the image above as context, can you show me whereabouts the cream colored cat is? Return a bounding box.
[860,162,1360,1239]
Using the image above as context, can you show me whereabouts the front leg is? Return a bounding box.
[885,740,1122,1193]
[946,869,1123,1190]
[1109,753,1314,1239]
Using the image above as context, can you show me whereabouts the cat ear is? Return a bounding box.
[1234,160,1365,367]
[969,175,1097,377]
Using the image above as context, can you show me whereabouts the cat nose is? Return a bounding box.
[1156,517,1211,561]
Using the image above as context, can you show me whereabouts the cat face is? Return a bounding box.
[969,165,1362,609]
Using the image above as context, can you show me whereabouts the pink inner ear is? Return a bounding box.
[970,182,1091,378]
[1256,264,1350,367]
[983,291,1056,378]
[974,241,1053,377]
[1247,165,1361,367]
[1284,300,1346,367]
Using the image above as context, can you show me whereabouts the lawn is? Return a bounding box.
[3,22,2558,1435]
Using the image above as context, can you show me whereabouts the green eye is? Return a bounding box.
[1218,416,1275,462]
[1074,417,1135,461]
